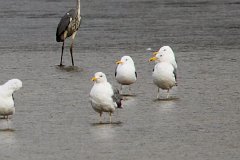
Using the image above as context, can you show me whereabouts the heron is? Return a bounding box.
[56,0,81,66]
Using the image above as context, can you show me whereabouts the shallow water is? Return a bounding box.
[0,0,240,159]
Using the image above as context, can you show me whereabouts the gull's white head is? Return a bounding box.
[91,72,108,83]
[157,46,175,62]
[150,46,176,63]
[116,56,134,65]
[158,46,174,53]
[5,79,22,91]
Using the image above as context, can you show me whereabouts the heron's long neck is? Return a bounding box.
[76,0,80,15]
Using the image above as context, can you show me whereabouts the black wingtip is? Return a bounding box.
[56,32,64,42]
[117,100,123,109]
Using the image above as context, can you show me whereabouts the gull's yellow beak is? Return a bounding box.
[149,56,158,62]
[91,77,97,81]
[152,51,158,56]
[116,60,123,64]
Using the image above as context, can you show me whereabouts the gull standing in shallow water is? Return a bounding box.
[152,46,178,84]
[149,54,177,99]
[90,72,123,123]
[0,79,22,128]
[115,56,137,94]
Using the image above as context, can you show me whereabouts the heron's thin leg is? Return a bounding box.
[70,43,74,66]
[60,41,64,66]
[70,32,77,66]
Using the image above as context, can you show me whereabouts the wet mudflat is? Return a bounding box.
[0,0,240,159]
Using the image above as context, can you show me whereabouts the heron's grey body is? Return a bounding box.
[56,0,81,66]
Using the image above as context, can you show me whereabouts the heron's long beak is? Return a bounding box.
[116,60,123,64]
[149,56,158,62]
[91,77,97,81]
[152,51,158,56]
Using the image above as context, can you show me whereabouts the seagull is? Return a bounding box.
[152,46,178,83]
[149,56,177,99]
[115,56,137,94]
[152,46,177,70]
[0,79,22,127]
[90,72,123,123]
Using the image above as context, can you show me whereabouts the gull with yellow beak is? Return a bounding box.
[152,46,178,83]
[152,46,177,70]
[115,56,137,94]
[90,72,123,123]
[149,55,177,99]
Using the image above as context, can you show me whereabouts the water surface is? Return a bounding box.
[0,0,240,159]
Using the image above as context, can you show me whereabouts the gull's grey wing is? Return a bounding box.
[112,88,123,108]
[56,9,76,42]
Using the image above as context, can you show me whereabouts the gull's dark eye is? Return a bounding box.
[163,49,166,51]
[100,75,103,77]
[126,59,128,61]
[160,55,162,57]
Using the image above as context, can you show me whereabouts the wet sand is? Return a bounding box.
[0,0,240,159]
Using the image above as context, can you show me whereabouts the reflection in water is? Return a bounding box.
[0,119,14,131]
[153,97,180,102]
[121,94,137,97]
[154,99,179,112]
[122,95,137,108]
[0,128,15,132]
[91,121,123,126]
[159,101,177,109]
[55,65,83,72]
[90,122,122,140]
[122,95,137,102]
[0,129,16,144]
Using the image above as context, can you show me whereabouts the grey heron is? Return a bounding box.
[56,0,81,66]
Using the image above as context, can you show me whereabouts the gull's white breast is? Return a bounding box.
[116,64,136,85]
[152,62,176,90]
